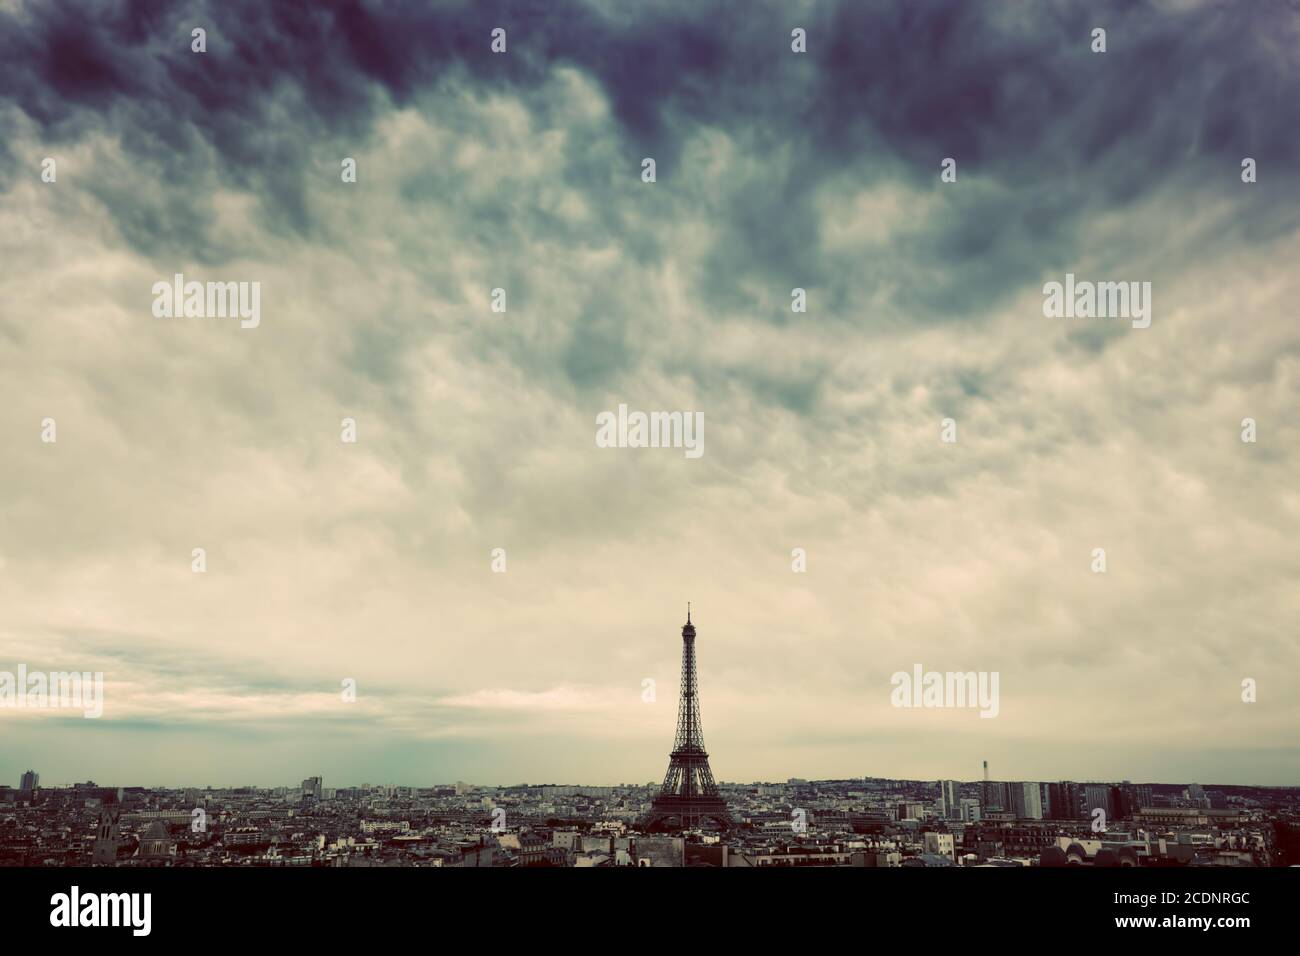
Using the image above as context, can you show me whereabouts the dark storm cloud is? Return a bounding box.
[2,0,1298,333]
[0,1,1293,439]
[722,0,1300,323]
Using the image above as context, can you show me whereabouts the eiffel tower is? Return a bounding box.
[644,605,732,831]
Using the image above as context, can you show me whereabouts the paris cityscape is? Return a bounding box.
[5,613,1298,869]
[1,2,1296,937]
[5,770,1299,868]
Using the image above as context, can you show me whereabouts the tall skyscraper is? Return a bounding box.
[1119,782,1155,818]
[980,762,1012,811]
[1044,782,1082,820]
[645,606,732,831]
[937,779,959,819]
[1010,781,1043,819]
[1085,784,1117,821]
[980,765,1011,813]
[19,770,38,792]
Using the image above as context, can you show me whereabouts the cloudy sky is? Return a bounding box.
[1,0,1298,789]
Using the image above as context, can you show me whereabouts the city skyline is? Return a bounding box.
[7,770,1292,869]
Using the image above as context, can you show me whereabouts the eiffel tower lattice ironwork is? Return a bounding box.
[644,605,732,831]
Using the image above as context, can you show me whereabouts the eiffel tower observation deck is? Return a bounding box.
[644,606,732,831]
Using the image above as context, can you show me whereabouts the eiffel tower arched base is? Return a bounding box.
[643,795,733,832]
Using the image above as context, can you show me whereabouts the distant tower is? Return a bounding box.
[938,779,959,819]
[301,776,322,802]
[91,807,121,865]
[982,760,990,810]
[644,606,732,831]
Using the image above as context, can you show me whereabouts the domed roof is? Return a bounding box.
[143,820,170,839]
